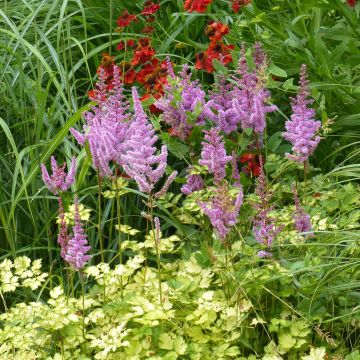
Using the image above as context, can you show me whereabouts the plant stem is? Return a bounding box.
[80,271,86,340]
[149,194,163,307]
[97,173,104,263]
[116,176,124,300]
[303,161,308,205]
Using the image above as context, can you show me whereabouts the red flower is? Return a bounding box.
[117,41,125,51]
[142,25,155,34]
[119,62,137,85]
[142,2,160,15]
[231,0,251,13]
[196,40,234,73]
[131,46,156,66]
[117,10,137,28]
[205,22,229,40]
[240,153,260,177]
[127,39,137,48]
[184,0,212,13]
[347,0,356,6]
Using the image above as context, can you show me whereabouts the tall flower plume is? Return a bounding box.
[232,43,277,134]
[283,64,321,163]
[57,197,69,260]
[41,156,76,195]
[198,183,243,240]
[155,62,206,140]
[293,185,313,236]
[252,158,281,249]
[70,66,130,177]
[181,167,204,195]
[199,128,232,184]
[122,87,168,193]
[65,196,91,270]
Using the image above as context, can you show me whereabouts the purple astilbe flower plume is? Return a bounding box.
[198,183,243,241]
[70,66,130,177]
[181,167,204,195]
[199,128,232,184]
[253,42,267,69]
[154,217,161,245]
[57,197,69,260]
[202,77,239,134]
[155,62,206,140]
[155,170,178,199]
[232,44,277,134]
[65,196,91,270]
[41,156,76,195]
[283,65,321,163]
[122,87,167,193]
[293,184,313,236]
[252,157,282,249]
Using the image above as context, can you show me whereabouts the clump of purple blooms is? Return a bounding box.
[293,184,313,236]
[41,156,76,194]
[65,196,91,270]
[283,64,321,163]
[122,87,171,194]
[70,66,130,177]
[198,183,243,241]
[199,128,232,184]
[252,157,282,251]
[232,43,277,134]
[155,61,206,140]
[202,78,238,134]
[181,168,204,195]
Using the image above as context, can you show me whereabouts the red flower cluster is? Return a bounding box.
[184,0,212,12]
[195,21,234,73]
[240,153,261,177]
[117,2,160,30]
[183,0,250,13]
[347,0,356,6]
[231,0,251,13]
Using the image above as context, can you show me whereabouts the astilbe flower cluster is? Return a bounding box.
[65,196,91,270]
[198,183,243,241]
[71,66,130,177]
[199,128,232,184]
[232,44,277,134]
[202,78,238,134]
[155,62,206,139]
[282,64,321,163]
[293,185,313,236]
[122,87,168,193]
[252,158,281,252]
[181,167,205,195]
[41,156,76,195]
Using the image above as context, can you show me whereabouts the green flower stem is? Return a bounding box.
[116,175,124,300]
[80,270,86,340]
[149,194,163,307]
[97,173,104,263]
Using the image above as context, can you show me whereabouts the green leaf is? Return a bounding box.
[269,64,287,78]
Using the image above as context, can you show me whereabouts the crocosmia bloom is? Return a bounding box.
[184,0,212,12]
[41,156,76,195]
[117,10,137,28]
[347,0,356,7]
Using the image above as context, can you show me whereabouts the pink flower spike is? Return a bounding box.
[41,156,76,195]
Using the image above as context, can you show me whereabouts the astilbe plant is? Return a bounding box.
[181,167,204,195]
[71,66,130,177]
[252,158,281,254]
[123,87,176,194]
[155,61,206,139]
[41,156,76,194]
[65,196,91,270]
[283,64,321,163]
[202,77,239,134]
[199,127,232,184]
[198,183,243,241]
[232,43,277,135]
[293,184,313,236]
